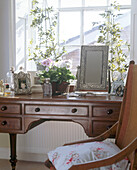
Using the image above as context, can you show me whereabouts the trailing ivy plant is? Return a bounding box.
[97,1,130,82]
[28,0,66,65]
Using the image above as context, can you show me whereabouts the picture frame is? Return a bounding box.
[110,81,124,96]
[14,71,31,94]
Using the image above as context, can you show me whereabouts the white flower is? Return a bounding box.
[45,67,49,72]
[55,60,72,69]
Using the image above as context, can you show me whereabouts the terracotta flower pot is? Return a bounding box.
[57,81,69,92]
[51,82,57,95]
[52,82,69,95]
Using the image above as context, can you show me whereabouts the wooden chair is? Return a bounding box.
[45,60,137,170]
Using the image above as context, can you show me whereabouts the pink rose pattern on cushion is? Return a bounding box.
[48,141,129,170]
[51,152,60,165]
[64,151,80,165]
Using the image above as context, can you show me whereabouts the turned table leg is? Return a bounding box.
[9,134,17,170]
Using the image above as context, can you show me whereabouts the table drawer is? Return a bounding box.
[0,104,21,114]
[92,120,116,136]
[92,105,120,118]
[0,117,21,130]
[25,104,89,116]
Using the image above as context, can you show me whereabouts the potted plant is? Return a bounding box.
[28,0,66,68]
[37,58,75,95]
[97,1,130,82]
[28,0,72,95]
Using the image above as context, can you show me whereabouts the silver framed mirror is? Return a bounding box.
[14,71,31,94]
[77,45,109,91]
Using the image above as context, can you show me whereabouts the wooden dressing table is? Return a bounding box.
[0,93,122,170]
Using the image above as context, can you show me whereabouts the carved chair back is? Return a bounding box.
[115,61,137,167]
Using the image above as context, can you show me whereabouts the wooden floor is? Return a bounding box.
[0,159,48,170]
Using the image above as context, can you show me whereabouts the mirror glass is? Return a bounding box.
[77,45,109,91]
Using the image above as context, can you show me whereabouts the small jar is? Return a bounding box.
[43,78,52,96]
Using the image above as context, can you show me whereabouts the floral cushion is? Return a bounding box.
[48,141,129,170]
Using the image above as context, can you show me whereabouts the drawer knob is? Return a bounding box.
[35,107,40,112]
[71,108,77,113]
[1,106,7,111]
[107,109,113,115]
[1,121,7,126]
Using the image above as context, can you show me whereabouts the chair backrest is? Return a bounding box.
[115,61,137,163]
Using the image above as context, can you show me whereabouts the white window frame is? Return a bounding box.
[57,2,131,47]
[14,0,132,71]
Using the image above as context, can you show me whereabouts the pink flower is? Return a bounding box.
[41,58,53,67]
[96,147,104,151]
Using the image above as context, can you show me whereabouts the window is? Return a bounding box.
[16,0,131,75]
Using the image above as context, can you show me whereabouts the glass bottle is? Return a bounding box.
[4,84,11,96]
[43,78,52,97]
[6,67,15,96]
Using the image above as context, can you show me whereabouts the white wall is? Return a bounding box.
[0,0,15,154]
[0,0,10,79]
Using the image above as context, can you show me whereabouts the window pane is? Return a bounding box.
[16,0,29,70]
[116,9,131,43]
[59,12,80,45]
[61,0,82,7]
[85,0,107,6]
[63,46,81,76]
[16,0,29,20]
[47,0,58,8]
[84,9,130,45]
[116,0,131,5]
[84,11,104,44]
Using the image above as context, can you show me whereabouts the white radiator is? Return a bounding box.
[17,121,89,162]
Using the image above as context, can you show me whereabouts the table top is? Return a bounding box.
[0,93,122,103]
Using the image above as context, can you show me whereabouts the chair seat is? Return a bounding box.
[48,141,129,170]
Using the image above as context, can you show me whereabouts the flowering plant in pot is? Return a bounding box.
[37,58,75,95]
[28,0,74,95]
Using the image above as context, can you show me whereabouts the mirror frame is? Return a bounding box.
[77,45,109,91]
